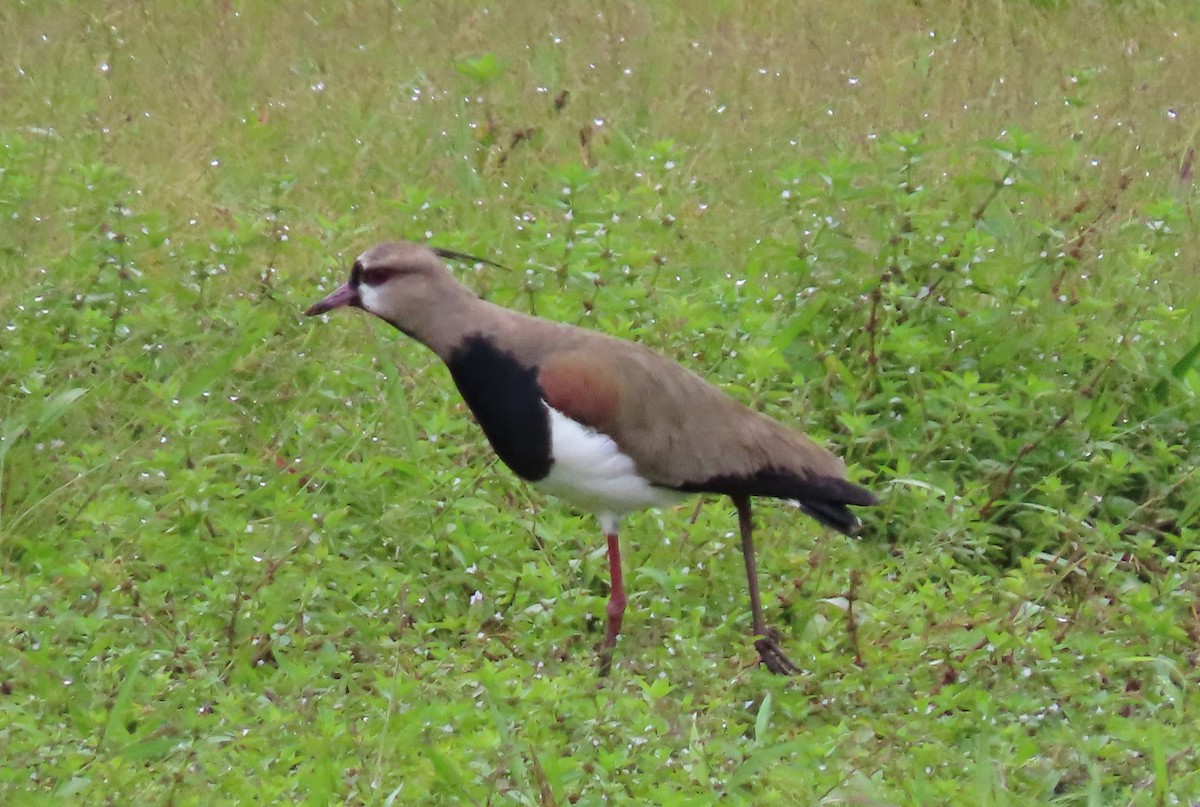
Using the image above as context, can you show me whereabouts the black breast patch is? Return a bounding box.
[445,335,553,481]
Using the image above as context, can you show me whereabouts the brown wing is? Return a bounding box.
[506,316,875,533]
[536,338,850,488]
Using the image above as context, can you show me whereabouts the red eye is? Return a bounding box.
[360,267,400,286]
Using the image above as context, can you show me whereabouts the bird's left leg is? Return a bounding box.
[733,495,800,675]
[597,516,626,677]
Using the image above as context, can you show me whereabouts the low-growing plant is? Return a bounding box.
[1,1,1198,803]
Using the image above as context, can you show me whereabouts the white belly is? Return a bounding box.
[534,405,686,527]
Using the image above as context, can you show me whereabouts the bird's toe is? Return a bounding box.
[754,635,801,676]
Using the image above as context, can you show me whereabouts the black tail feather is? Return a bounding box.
[799,500,862,536]
[675,466,877,536]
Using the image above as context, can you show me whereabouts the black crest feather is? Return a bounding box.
[433,247,508,270]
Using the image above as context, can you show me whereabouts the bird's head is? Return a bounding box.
[305,241,500,346]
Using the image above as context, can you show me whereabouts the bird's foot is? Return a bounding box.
[754,630,800,676]
[596,645,614,678]
[595,631,619,677]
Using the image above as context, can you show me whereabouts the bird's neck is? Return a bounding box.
[384,290,511,361]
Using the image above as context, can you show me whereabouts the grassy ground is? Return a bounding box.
[2,1,1199,803]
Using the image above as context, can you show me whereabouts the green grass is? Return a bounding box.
[2,1,1199,803]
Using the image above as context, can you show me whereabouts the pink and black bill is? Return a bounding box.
[304,281,360,316]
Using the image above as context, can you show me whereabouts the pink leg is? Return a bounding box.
[598,530,626,676]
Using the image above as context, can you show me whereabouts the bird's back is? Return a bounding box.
[460,304,875,532]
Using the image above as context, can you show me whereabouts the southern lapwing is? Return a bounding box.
[305,241,877,675]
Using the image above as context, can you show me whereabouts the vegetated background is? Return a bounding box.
[1,1,1198,804]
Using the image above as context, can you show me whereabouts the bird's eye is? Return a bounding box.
[360,266,403,286]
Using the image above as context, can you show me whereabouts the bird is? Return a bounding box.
[304,241,877,675]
